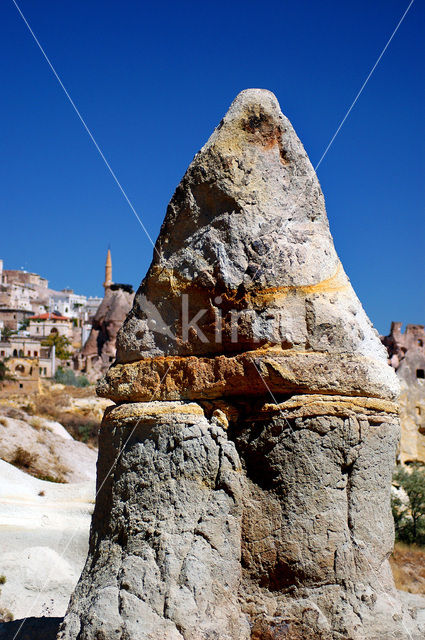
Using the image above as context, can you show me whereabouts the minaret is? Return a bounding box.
[103,248,113,290]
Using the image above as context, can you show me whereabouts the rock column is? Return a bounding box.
[59,90,411,639]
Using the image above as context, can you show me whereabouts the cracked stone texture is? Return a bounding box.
[115,89,391,373]
[82,286,134,373]
[58,90,422,639]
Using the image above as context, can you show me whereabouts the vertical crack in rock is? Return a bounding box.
[59,89,417,639]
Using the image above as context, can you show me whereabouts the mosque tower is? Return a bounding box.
[103,248,113,290]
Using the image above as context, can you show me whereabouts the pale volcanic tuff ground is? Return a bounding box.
[0,381,111,623]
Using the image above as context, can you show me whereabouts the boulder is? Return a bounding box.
[59,90,416,639]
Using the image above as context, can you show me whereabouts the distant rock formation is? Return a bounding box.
[59,90,421,639]
[77,284,134,380]
[382,322,425,464]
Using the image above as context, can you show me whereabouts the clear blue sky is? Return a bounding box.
[0,0,423,334]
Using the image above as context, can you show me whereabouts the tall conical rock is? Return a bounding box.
[59,90,421,640]
[99,89,396,404]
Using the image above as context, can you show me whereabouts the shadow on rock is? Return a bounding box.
[0,617,63,640]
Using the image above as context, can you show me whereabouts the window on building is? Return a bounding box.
[36,327,39,333]
[34,351,38,356]
[27,351,30,356]
[0,351,4,356]
[419,339,424,347]
[417,369,425,379]
[19,383,23,389]
[43,367,47,375]
[13,349,17,357]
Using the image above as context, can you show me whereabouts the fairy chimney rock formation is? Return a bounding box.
[59,90,417,639]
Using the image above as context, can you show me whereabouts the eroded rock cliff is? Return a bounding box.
[59,90,420,639]
[79,285,134,379]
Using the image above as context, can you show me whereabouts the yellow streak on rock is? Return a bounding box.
[262,394,399,417]
[149,263,347,307]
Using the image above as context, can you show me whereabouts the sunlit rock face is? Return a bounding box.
[59,90,420,639]
[382,322,425,465]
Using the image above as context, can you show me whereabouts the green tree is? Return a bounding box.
[0,361,15,384]
[392,464,425,544]
[0,361,7,382]
[1,327,15,342]
[41,334,72,361]
[54,366,90,388]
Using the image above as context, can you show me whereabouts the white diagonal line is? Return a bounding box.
[314,0,415,171]
[11,365,172,640]
[11,0,159,257]
[249,0,415,287]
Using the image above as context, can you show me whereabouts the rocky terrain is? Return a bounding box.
[58,89,425,639]
[0,382,107,624]
[0,461,94,621]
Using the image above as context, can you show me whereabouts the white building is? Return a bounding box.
[49,289,87,319]
[29,313,73,339]
[85,296,102,320]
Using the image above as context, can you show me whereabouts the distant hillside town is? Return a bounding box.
[0,250,134,392]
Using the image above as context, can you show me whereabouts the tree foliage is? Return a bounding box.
[41,333,72,361]
[392,464,425,544]
[54,366,90,388]
[1,327,15,342]
[0,361,7,382]
[0,361,14,384]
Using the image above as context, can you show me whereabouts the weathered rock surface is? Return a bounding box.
[59,90,416,639]
[382,322,425,464]
[80,285,134,379]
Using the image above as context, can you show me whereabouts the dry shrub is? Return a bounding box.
[31,391,71,421]
[390,543,425,593]
[58,415,99,445]
[1,407,28,421]
[30,416,46,430]
[35,473,66,484]
[14,383,101,447]
[0,607,13,622]
[12,446,36,469]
